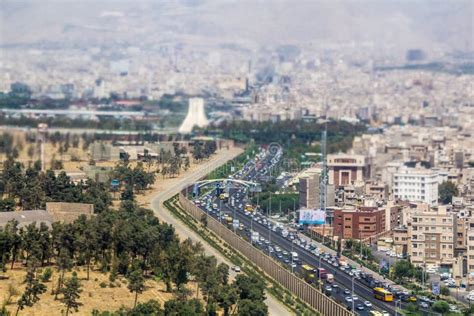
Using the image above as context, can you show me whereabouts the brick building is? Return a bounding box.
[333,206,386,240]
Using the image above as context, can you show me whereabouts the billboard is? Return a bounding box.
[299,209,326,225]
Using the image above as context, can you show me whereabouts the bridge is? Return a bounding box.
[191,178,261,196]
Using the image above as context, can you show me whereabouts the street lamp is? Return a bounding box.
[394,299,401,316]
[291,240,295,274]
[268,193,272,256]
[351,275,355,313]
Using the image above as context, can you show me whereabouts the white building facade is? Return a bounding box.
[393,168,439,206]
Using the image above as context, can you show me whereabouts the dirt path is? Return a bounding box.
[147,147,294,316]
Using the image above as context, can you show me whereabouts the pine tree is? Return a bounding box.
[15,269,46,315]
[127,263,145,308]
[61,272,82,315]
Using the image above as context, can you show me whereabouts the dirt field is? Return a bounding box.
[0,130,91,172]
[0,140,234,315]
[1,265,178,315]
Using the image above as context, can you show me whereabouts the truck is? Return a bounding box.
[316,268,328,280]
[232,219,240,230]
[339,257,348,267]
[326,273,334,283]
[251,231,260,243]
[301,265,316,283]
[291,252,299,263]
[219,192,229,202]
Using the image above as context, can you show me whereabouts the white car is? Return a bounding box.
[363,301,372,307]
[233,266,241,272]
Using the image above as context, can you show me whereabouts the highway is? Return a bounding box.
[193,147,409,316]
[150,146,296,316]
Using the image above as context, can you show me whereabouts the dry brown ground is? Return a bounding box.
[0,265,179,315]
[0,130,91,172]
[0,135,233,315]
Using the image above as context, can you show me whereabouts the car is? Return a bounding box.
[449,304,459,312]
[363,301,372,307]
[233,266,241,272]
[344,296,353,303]
[356,304,365,311]
[381,311,390,316]
[325,286,332,292]
[351,295,359,301]
[331,284,339,289]
[420,302,429,309]
[343,289,351,295]
[276,253,283,259]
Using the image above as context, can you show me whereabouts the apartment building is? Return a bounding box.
[393,167,439,206]
[407,205,456,268]
[392,226,409,256]
[466,220,474,273]
[299,170,320,209]
[333,206,386,240]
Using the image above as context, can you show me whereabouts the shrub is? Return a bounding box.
[99,282,107,288]
[41,267,53,282]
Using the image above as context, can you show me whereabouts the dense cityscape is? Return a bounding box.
[0,1,473,316]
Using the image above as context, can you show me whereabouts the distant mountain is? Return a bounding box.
[1,0,472,53]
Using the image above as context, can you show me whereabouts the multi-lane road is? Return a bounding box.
[192,147,432,316]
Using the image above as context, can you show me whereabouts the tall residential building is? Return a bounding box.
[327,154,365,187]
[407,205,456,268]
[299,170,320,209]
[333,206,386,240]
[466,220,474,273]
[393,167,439,206]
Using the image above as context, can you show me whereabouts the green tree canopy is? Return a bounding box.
[439,181,459,204]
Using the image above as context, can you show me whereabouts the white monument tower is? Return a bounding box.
[179,97,208,134]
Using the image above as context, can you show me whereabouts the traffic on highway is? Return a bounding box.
[191,146,435,316]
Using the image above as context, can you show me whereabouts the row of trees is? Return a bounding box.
[250,192,298,215]
[0,157,112,212]
[0,200,267,315]
[198,119,366,154]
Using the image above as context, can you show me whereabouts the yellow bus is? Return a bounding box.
[245,204,253,212]
[373,287,394,302]
[301,264,315,283]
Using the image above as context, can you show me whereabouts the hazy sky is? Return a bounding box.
[1,0,473,53]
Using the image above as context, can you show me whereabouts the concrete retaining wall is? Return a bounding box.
[178,192,352,316]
